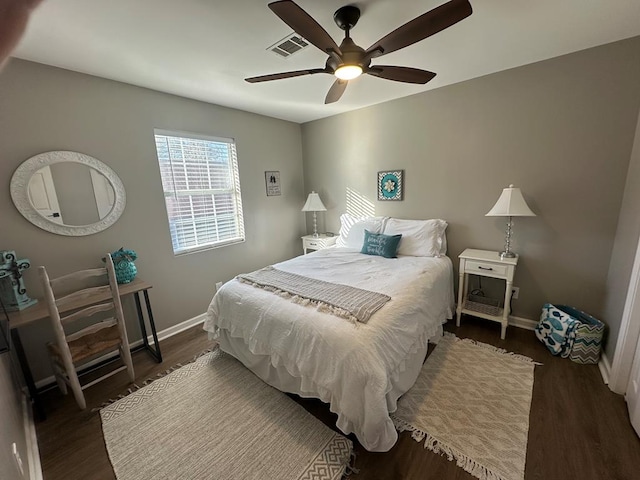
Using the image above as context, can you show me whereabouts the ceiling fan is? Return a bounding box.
[245,0,473,104]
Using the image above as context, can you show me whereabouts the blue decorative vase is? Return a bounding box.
[109,248,138,284]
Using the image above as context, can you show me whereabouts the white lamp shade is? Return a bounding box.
[486,184,536,217]
[301,191,327,212]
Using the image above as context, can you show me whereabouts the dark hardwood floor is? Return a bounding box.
[35,317,640,480]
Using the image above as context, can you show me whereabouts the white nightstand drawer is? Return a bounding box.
[301,235,337,254]
[465,260,508,277]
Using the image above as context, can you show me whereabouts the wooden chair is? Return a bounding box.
[39,254,135,409]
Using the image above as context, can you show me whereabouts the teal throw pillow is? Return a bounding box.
[361,230,402,258]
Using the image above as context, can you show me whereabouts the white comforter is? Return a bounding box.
[203,248,454,451]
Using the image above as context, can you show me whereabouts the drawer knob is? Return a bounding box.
[478,266,493,271]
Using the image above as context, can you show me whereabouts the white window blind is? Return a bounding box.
[153,131,245,254]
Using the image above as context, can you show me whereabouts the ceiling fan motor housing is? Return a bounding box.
[327,37,369,72]
[333,5,361,31]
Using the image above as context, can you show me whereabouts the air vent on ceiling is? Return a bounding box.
[268,34,309,58]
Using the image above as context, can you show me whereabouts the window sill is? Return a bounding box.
[173,238,246,257]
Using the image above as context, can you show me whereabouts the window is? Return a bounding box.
[153,130,245,255]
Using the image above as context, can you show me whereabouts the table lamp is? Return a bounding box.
[301,191,326,238]
[486,184,536,258]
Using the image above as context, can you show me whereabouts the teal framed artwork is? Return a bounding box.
[377,170,404,201]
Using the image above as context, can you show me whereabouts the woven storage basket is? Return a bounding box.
[556,305,605,364]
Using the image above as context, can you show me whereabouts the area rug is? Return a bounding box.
[100,348,352,480]
[391,333,538,480]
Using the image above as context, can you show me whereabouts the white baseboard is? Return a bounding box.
[508,315,537,330]
[35,313,208,390]
[153,312,208,343]
[599,351,611,385]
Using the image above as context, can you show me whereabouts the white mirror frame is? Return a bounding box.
[10,151,126,236]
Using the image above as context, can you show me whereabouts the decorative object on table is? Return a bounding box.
[103,248,138,284]
[486,184,536,258]
[0,251,37,312]
[0,297,9,353]
[393,333,537,480]
[264,171,281,196]
[301,191,327,238]
[535,304,605,364]
[377,170,404,201]
[101,347,352,480]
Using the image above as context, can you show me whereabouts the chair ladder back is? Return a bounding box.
[60,301,115,327]
[50,267,107,294]
[104,254,134,373]
[38,266,82,400]
[55,285,113,310]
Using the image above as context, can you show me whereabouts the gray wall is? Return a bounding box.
[602,111,640,358]
[0,353,32,480]
[0,59,305,381]
[301,36,640,351]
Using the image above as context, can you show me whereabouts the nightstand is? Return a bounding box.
[301,234,337,254]
[455,248,518,340]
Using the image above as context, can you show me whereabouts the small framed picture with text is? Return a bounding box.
[265,171,281,196]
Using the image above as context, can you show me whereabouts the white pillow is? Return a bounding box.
[336,213,387,248]
[336,213,360,247]
[383,218,448,257]
[345,218,386,249]
[439,232,448,256]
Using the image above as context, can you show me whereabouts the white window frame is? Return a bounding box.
[153,129,245,255]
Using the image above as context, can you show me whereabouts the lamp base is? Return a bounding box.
[500,251,517,259]
[311,211,320,238]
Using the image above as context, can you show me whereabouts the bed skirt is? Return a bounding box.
[215,328,435,452]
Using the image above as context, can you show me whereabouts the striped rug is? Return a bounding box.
[101,348,352,480]
[392,333,539,480]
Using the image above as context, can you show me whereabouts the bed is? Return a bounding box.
[203,216,454,452]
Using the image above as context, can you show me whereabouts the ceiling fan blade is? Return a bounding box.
[325,79,348,104]
[245,68,327,83]
[269,1,342,56]
[365,0,472,59]
[367,66,436,84]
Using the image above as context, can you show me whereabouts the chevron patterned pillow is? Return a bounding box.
[557,305,605,364]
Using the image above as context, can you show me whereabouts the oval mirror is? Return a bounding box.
[10,151,126,236]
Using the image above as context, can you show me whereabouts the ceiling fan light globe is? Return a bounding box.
[335,65,362,80]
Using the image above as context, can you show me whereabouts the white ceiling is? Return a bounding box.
[12,0,640,124]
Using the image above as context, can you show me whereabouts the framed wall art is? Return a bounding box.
[265,171,281,196]
[377,170,404,201]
